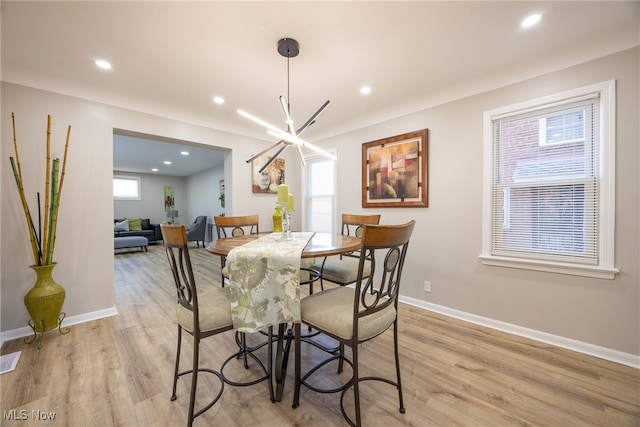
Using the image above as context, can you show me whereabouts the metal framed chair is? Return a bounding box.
[213,215,259,287]
[161,223,273,427]
[292,220,416,427]
[310,214,381,290]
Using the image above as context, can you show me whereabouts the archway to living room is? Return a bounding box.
[112,129,229,253]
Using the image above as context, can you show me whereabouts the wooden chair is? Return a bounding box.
[310,214,381,290]
[213,215,259,287]
[161,223,273,427]
[292,220,416,427]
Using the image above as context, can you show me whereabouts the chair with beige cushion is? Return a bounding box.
[161,222,272,427]
[310,214,381,290]
[213,215,260,287]
[292,220,416,427]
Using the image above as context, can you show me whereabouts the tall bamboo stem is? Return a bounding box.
[9,158,41,265]
[57,125,72,204]
[45,159,60,265]
[37,193,42,250]
[41,115,52,266]
[11,113,24,184]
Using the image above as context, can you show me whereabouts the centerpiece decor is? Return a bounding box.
[9,114,72,348]
[276,184,294,240]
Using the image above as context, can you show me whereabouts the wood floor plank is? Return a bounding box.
[2,243,639,427]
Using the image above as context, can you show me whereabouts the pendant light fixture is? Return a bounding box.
[241,38,336,174]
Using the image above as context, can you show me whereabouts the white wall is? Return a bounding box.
[315,48,639,359]
[185,164,225,242]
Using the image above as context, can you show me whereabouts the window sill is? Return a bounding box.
[478,254,619,279]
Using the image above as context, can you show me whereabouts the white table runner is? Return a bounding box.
[227,232,315,332]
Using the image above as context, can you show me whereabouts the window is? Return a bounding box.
[481,80,618,279]
[304,152,336,233]
[539,109,585,146]
[113,176,141,200]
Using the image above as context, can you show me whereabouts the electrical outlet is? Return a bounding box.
[424,280,432,293]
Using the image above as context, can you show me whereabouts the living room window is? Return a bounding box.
[113,175,141,200]
[480,80,618,279]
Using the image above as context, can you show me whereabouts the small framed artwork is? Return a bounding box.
[362,129,428,208]
[164,186,175,211]
[219,180,225,208]
[252,156,285,194]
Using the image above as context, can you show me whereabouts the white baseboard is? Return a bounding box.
[399,295,640,369]
[0,306,118,346]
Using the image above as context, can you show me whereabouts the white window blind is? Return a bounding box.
[492,98,598,264]
[481,80,618,279]
[305,154,335,233]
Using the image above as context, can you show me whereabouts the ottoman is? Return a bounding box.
[114,236,148,252]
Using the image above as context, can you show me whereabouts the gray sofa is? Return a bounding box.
[114,218,162,243]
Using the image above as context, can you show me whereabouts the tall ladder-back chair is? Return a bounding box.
[293,220,416,427]
[161,223,273,427]
[310,214,381,290]
[213,215,259,287]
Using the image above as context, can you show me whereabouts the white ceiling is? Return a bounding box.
[2,1,638,177]
[112,132,227,177]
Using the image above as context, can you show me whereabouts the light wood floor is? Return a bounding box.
[2,243,639,427]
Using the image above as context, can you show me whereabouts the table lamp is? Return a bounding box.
[166,210,178,224]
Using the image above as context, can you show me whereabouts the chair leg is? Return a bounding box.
[187,335,200,427]
[220,257,227,288]
[171,326,182,401]
[267,326,275,403]
[394,321,405,414]
[337,343,345,374]
[292,323,301,408]
[241,332,249,369]
[352,339,362,427]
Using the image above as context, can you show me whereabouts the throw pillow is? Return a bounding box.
[141,218,151,230]
[114,220,129,232]
[125,217,142,231]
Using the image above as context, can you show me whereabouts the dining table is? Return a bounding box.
[206,231,361,401]
[206,232,361,260]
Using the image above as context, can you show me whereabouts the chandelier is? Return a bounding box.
[241,38,336,174]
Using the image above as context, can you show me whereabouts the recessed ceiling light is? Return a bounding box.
[95,59,112,70]
[213,96,225,104]
[163,161,172,165]
[151,168,158,172]
[521,13,542,28]
[181,151,189,156]
[360,86,372,95]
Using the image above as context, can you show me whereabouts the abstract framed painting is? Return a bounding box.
[362,129,428,207]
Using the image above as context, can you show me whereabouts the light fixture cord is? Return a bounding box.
[287,50,291,132]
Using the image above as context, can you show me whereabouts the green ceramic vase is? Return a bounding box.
[24,263,66,333]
